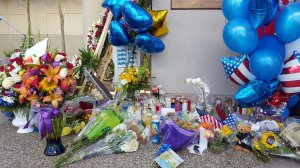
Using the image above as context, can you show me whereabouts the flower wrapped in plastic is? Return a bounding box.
[55,122,139,167]
[161,119,198,151]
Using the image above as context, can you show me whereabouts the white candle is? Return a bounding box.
[165,97,171,108]
[182,102,188,112]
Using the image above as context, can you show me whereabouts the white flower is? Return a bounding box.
[192,78,198,85]
[54,54,65,62]
[0,72,7,79]
[59,68,68,78]
[10,52,20,59]
[186,78,192,84]
[112,123,127,132]
[120,79,128,86]
[2,77,14,89]
[9,72,21,83]
[2,96,14,103]
[120,139,139,153]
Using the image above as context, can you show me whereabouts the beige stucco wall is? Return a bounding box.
[0,0,92,56]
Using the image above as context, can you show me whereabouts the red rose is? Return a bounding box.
[66,62,74,69]
[14,57,23,65]
[14,49,20,52]
[14,83,21,89]
[79,101,93,110]
[57,52,66,57]
[95,30,100,37]
[0,66,4,72]
[95,24,100,28]
[9,65,15,71]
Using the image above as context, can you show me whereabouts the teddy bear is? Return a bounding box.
[234,123,254,152]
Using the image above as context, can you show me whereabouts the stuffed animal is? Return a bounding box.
[234,123,254,152]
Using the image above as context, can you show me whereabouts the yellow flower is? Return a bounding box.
[61,127,72,136]
[80,121,85,128]
[18,70,25,77]
[43,91,63,108]
[39,78,57,92]
[116,87,122,93]
[253,141,261,150]
[277,122,284,128]
[73,125,82,134]
[261,132,278,149]
[221,125,232,136]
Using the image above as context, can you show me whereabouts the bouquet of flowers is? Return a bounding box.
[0,50,27,112]
[117,60,151,101]
[17,51,77,139]
[56,122,139,167]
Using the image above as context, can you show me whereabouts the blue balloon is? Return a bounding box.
[265,0,279,25]
[222,0,249,20]
[281,107,290,121]
[122,1,153,33]
[223,18,258,54]
[250,49,283,80]
[109,21,131,46]
[275,2,300,43]
[135,33,165,53]
[248,0,279,29]
[102,0,128,20]
[256,35,286,60]
[287,95,299,108]
[235,80,279,107]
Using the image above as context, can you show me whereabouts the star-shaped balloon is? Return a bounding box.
[221,55,256,85]
[147,9,169,37]
[235,80,279,107]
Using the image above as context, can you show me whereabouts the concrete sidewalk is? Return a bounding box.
[0,116,299,168]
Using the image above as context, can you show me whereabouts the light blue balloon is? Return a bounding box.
[256,35,286,60]
[222,0,249,20]
[275,2,300,43]
[109,21,131,46]
[223,18,258,54]
[249,49,283,80]
[122,1,153,33]
[135,33,165,53]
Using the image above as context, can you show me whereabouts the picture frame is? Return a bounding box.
[171,0,222,9]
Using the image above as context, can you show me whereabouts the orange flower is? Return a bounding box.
[41,65,61,83]
[27,92,39,106]
[18,86,29,103]
[43,91,63,108]
[198,122,214,130]
[60,77,75,91]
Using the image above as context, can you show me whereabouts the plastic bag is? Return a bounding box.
[161,119,198,150]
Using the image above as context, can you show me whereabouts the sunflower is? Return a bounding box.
[40,78,57,92]
[261,132,278,149]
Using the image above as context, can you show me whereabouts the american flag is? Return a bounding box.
[278,51,300,94]
[221,55,256,85]
[199,114,222,130]
[222,114,236,127]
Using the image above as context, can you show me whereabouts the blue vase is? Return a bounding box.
[44,137,65,156]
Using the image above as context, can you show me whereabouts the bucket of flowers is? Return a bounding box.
[0,51,32,133]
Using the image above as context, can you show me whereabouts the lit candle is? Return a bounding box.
[182,102,188,112]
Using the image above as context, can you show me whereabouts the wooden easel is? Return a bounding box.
[79,11,113,94]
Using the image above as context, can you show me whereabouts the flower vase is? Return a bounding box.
[12,108,34,134]
[44,114,65,156]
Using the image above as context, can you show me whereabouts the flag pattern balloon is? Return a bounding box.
[277,51,300,94]
[221,55,256,85]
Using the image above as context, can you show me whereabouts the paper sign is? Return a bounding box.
[161,108,175,117]
[24,38,48,57]
[154,149,183,168]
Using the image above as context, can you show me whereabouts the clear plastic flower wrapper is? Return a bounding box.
[56,122,139,167]
[60,96,97,116]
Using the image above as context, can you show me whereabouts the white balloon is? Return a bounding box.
[285,37,300,60]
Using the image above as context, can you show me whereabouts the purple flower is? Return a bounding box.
[52,61,60,67]
[30,88,35,93]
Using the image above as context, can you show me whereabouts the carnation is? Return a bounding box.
[59,68,68,78]
[2,77,15,89]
